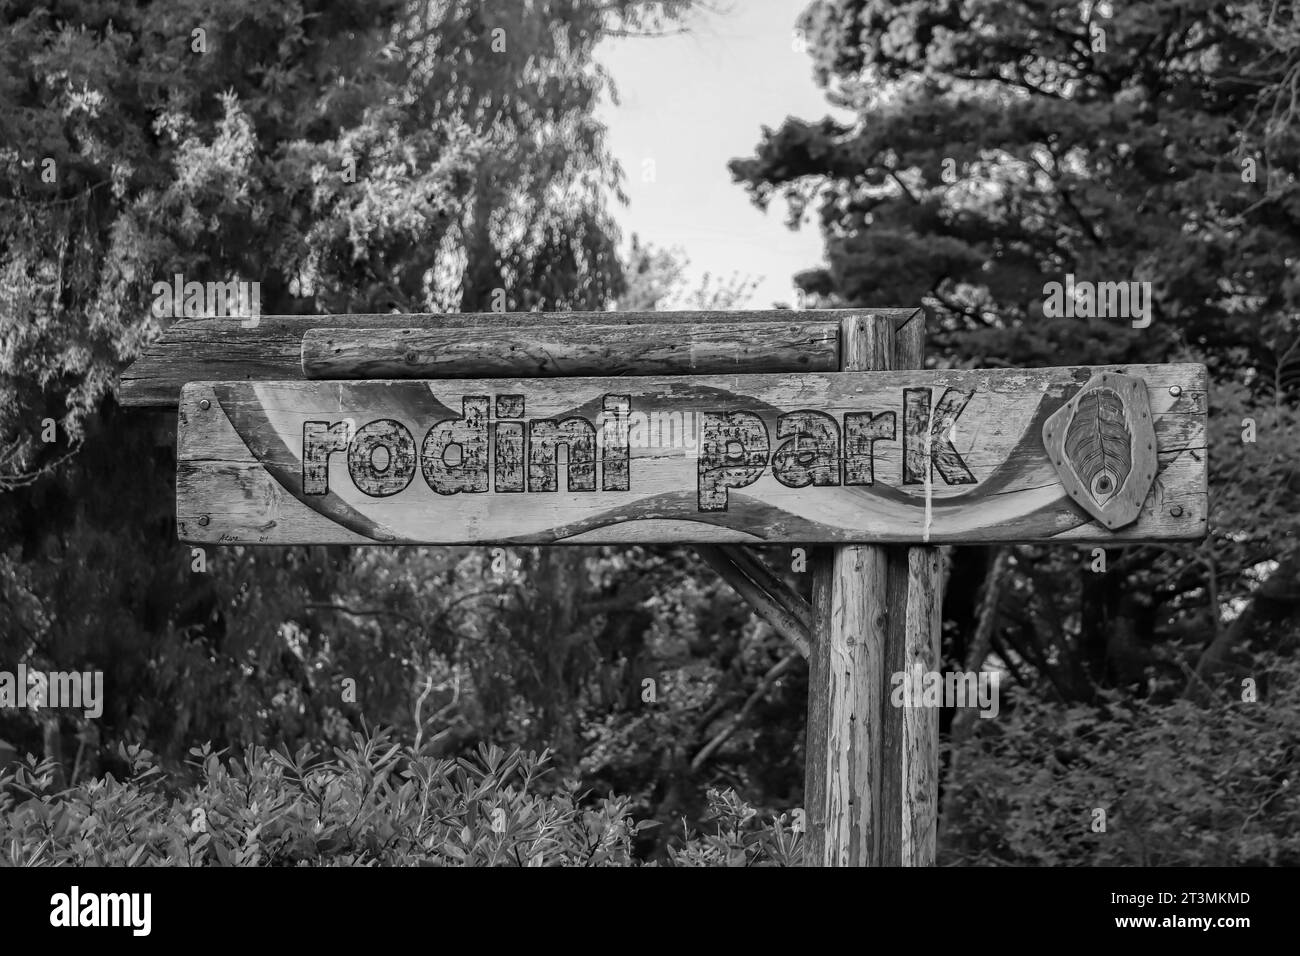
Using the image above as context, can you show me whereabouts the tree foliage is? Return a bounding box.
[0,731,803,866]
[730,0,1300,701]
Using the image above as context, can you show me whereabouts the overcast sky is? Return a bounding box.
[596,0,849,310]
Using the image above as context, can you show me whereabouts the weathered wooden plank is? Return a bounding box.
[175,364,1208,545]
[121,308,921,407]
[302,321,839,379]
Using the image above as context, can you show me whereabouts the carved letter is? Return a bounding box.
[348,419,416,497]
[772,411,840,488]
[903,388,976,485]
[843,412,895,486]
[421,397,489,495]
[602,395,631,491]
[698,412,770,511]
[529,418,597,492]
[302,421,351,495]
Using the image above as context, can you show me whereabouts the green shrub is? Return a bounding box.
[0,730,802,866]
[941,653,1300,866]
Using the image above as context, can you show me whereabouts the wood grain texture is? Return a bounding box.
[302,322,839,379]
[804,546,833,858]
[121,308,921,407]
[900,546,942,866]
[819,545,889,865]
[880,545,909,864]
[175,364,1208,546]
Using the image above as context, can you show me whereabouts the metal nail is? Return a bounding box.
[197,515,210,526]
[1168,385,1182,397]
[199,399,211,410]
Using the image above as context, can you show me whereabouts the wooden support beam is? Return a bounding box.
[804,310,943,866]
[715,546,813,643]
[695,545,811,657]
[301,321,839,379]
[119,308,921,407]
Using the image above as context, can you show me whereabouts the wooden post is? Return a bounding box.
[804,311,942,866]
[901,547,942,865]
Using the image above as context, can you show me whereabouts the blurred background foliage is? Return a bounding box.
[0,0,1297,863]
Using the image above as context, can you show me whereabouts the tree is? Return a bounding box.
[618,234,760,311]
[0,0,714,778]
[729,0,1300,704]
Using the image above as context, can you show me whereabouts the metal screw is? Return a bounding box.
[1168,385,1182,397]
[199,399,211,410]
[197,514,210,526]
[1171,505,1184,517]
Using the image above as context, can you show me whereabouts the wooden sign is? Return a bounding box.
[175,364,1206,546]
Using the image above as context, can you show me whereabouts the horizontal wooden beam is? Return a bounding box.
[301,321,839,379]
[118,308,922,407]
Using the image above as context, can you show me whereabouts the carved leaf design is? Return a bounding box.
[1063,387,1132,506]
